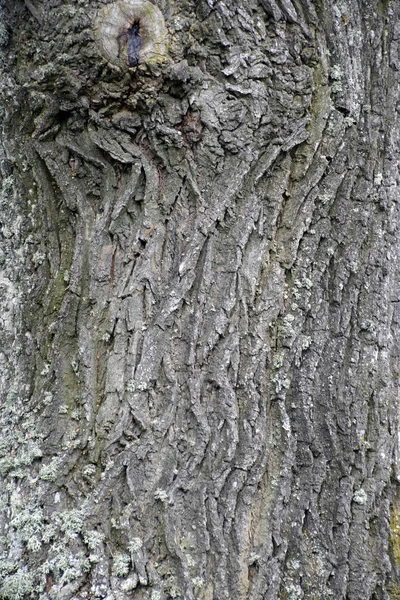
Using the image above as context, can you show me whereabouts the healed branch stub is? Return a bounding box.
[95,0,168,69]
[126,20,141,67]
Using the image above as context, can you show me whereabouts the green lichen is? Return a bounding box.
[389,499,400,598]
[388,585,400,600]
[391,501,400,564]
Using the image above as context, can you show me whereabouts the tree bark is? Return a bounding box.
[1,0,400,599]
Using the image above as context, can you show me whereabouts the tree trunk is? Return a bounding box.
[1,0,400,598]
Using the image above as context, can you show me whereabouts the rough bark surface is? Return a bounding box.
[1,0,400,599]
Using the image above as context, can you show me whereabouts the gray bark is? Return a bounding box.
[1,0,400,599]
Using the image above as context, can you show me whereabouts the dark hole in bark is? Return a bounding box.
[127,20,141,67]
[116,20,142,67]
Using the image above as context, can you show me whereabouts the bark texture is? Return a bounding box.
[1,0,400,599]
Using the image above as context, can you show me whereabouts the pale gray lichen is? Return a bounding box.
[39,457,60,481]
[121,575,139,591]
[154,488,168,502]
[126,378,136,392]
[95,0,169,69]
[59,508,85,539]
[10,507,45,543]
[353,488,368,505]
[0,19,8,48]
[330,65,343,81]
[26,536,42,553]
[330,64,343,93]
[83,463,96,476]
[192,577,204,588]
[84,530,105,550]
[128,537,143,552]
[112,553,131,577]
[0,569,34,600]
[279,314,296,339]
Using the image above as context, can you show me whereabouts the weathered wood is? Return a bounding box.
[0,0,400,599]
